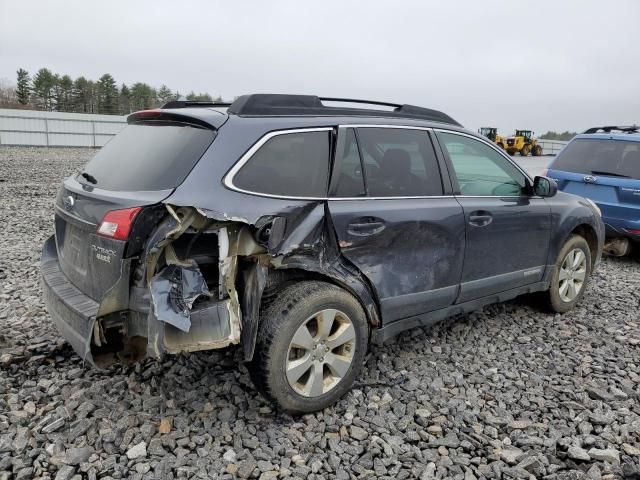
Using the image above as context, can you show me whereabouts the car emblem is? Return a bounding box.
[583,175,597,184]
[63,195,75,210]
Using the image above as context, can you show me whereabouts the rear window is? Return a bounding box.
[232,130,331,197]
[80,123,216,191]
[356,128,443,197]
[552,138,640,179]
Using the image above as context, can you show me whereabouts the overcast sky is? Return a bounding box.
[1,0,639,134]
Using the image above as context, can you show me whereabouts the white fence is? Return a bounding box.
[538,139,569,156]
[0,109,126,147]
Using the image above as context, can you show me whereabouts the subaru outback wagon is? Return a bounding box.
[41,94,604,412]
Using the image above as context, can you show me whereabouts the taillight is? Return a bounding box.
[97,207,142,241]
[623,228,640,236]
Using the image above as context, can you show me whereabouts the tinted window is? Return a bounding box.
[356,128,443,196]
[233,131,330,197]
[552,138,640,179]
[333,129,365,197]
[81,123,216,191]
[439,132,526,196]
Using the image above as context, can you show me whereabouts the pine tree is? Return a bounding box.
[16,68,31,105]
[72,76,92,113]
[56,75,73,112]
[97,74,119,114]
[119,84,131,114]
[130,82,155,110]
[157,84,175,106]
[32,68,56,110]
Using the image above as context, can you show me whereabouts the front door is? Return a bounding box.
[435,130,551,303]
[328,126,466,323]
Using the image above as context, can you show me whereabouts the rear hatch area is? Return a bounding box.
[42,115,220,363]
[549,137,640,235]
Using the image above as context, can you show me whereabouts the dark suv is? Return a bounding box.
[41,94,604,412]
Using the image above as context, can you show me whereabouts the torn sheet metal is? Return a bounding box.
[149,262,211,332]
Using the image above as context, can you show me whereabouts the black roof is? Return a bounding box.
[163,94,461,127]
[583,125,639,134]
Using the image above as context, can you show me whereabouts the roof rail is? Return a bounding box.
[226,94,462,126]
[583,125,639,134]
[161,100,232,109]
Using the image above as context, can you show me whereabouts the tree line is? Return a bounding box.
[0,67,222,115]
[539,131,577,141]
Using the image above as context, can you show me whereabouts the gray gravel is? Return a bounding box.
[1,145,639,480]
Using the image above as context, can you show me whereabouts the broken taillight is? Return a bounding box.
[97,207,142,241]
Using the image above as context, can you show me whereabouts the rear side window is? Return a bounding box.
[333,129,366,197]
[355,128,443,196]
[552,138,640,179]
[233,131,331,197]
[81,123,216,191]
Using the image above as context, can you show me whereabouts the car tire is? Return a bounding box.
[248,281,369,414]
[545,234,591,313]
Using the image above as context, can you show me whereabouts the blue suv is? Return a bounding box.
[546,126,640,256]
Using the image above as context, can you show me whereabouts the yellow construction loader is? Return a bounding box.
[479,127,505,149]
[505,130,543,156]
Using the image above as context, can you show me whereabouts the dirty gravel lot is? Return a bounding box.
[0,146,639,480]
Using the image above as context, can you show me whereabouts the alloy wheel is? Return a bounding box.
[285,309,356,397]
[558,248,587,302]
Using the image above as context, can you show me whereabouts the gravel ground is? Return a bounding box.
[1,146,639,480]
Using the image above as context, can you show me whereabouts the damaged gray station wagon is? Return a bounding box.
[42,94,605,412]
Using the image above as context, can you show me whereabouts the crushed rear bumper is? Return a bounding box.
[41,235,98,364]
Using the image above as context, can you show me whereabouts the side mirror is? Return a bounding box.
[533,176,558,197]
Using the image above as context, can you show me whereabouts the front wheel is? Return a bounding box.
[545,235,591,313]
[249,281,369,413]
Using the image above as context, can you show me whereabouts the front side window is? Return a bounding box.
[232,130,331,197]
[438,132,526,196]
[355,128,443,196]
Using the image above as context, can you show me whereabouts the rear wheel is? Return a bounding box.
[249,281,369,413]
[545,235,591,313]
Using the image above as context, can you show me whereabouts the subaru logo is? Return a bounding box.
[583,175,597,184]
[63,195,75,210]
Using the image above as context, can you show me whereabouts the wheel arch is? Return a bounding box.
[263,267,380,327]
[239,264,381,362]
[568,223,599,266]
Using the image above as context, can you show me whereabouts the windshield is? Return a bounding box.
[80,123,216,191]
[552,138,640,179]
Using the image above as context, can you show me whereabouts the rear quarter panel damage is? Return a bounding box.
[138,200,380,361]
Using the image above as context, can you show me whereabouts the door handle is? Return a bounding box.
[468,212,493,227]
[347,217,385,236]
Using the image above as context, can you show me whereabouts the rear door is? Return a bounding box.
[435,130,551,303]
[54,120,217,301]
[328,126,466,323]
[548,137,640,227]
